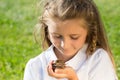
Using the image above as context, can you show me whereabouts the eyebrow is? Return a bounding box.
[49,32,59,35]
[70,34,80,36]
[49,31,81,35]
[50,33,80,36]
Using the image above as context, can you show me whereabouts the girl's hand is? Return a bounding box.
[47,61,78,80]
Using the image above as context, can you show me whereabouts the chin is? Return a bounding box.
[62,51,75,55]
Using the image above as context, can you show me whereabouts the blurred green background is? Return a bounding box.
[0,0,120,80]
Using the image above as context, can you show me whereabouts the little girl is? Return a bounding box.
[24,0,118,80]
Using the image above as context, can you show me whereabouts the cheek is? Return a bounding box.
[73,37,87,49]
[73,40,83,47]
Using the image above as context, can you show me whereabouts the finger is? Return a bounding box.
[48,65,67,79]
[54,73,67,79]
[47,61,55,76]
[54,68,65,74]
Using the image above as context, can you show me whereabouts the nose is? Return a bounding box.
[60,39,70,49]
[60,40,64,47]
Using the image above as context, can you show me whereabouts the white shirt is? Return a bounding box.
[23,45,118,80]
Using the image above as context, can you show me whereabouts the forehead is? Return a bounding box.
[47,18,88,33]
[47,18,87,28]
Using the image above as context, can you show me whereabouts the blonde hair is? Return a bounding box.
[35,0,115,68]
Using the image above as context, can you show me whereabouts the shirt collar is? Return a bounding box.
[47,44,88,70]
[65,44,88,70]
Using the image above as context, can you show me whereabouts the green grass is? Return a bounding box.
[0,0,120,80]
[0,0,41,79]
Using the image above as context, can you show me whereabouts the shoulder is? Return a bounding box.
[87,49,118,80]
[89,48,111,62]
[25,52,46,70]
[25,45,54,68]
[89,48,115,70]
[24,45,56,80]
[87,48,114,72]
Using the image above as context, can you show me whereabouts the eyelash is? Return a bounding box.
[54,36,62,39]
[70,37,79,40]
[54,36,79,40]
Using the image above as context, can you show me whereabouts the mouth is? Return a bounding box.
[54,47,75,55]
[58,49,73,55]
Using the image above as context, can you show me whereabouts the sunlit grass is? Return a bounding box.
[0,0,120,80]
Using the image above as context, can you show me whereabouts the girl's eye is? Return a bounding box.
[70,36,79,40]
[54,35,62,39]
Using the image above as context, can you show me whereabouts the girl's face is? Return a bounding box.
[47,18,88,58]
